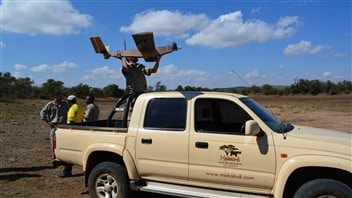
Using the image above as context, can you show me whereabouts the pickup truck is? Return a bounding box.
[54,91,352,198]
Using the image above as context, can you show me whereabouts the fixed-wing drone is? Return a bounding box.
[90,32,178,62]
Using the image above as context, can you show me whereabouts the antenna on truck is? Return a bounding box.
[230,69,250,87]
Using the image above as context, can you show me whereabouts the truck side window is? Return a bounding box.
[195,99,251,134]
[144,98,187,131]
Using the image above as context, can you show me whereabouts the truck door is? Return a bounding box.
[135,97,189,182]
[189,98,276,192]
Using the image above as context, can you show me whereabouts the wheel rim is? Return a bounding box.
[95,173,118,198]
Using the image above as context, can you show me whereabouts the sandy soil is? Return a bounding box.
[0,95,351,197]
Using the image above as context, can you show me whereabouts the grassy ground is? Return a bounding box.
[0,95,351,197]
[253,94,352,132]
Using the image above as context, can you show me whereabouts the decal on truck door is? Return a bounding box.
[219,145,242,167]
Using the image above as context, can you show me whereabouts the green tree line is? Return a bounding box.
[236,79,351,96]
[0,72,351,101]
[0,72,125,100]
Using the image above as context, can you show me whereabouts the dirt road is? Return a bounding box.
[0,95,350,197]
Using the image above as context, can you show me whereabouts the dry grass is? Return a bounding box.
[253,94,352,132]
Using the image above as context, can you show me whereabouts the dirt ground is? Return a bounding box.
[0,94,351,198]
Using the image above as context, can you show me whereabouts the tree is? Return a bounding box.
[154,81,167,91]
[70,83,90,98]
[329,84,339,95]
[175,85,184,91]
[147,86,154,92]
[249,85,261,94]
[0,72,16,100]
[324,80,334,94]
[32,86,43,99]
[281,87,291,96]
[196,86,210,91]
[90,87,104,98]
[184,85,195,91]
[339,80,352,94]
[297,79,310,94]
[262,84,277,95]
[308,80,322,95]
[15,77,34,98]
[40,79,65,99]
[103,84,123,97]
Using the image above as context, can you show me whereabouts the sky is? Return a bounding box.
[0,0,351,89]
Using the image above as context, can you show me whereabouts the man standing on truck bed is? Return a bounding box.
[121,55,161,120]
[119,56,162,123]
[40,91,68,167]
[122,56,161,96]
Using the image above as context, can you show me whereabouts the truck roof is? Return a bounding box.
[140,91,248,100]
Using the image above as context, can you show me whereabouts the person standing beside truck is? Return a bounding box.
[83,95,100,122]
[40,91,68,167]
[59,95,84,177]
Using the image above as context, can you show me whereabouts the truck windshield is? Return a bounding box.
[240,97,293,133]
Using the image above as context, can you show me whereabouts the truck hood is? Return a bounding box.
[272,125,351,158]
[288,125,351,147]
[272,125,352,159]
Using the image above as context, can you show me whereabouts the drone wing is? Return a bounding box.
[131,32,159,62]
[90,37,112,59]
[90,32,178,61]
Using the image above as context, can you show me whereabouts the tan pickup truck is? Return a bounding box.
[54,91,352,198]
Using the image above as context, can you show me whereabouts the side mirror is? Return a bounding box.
[245,120,261,136]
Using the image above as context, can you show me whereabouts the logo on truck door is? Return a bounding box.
[219,145,242,167]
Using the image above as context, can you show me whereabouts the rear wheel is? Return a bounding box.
[294,179,352,198]
[88,162,130,198]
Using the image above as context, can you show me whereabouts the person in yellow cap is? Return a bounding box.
[59,95,83,177]
[67,95,84,124]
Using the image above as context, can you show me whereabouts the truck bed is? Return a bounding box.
[55,119,128,167]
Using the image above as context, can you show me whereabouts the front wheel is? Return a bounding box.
[88,162,130,198]
[294,179,352,198]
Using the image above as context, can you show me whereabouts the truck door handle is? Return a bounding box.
[141,138,152,144]
[195,142,208,149]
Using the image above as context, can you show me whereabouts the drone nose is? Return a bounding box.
[172,42,179,51]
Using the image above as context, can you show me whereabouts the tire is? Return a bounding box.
[88,162,130,198]
[294,179,352,198]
